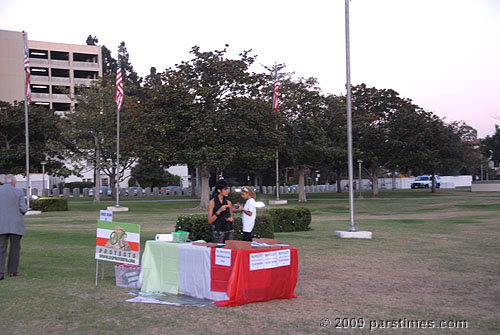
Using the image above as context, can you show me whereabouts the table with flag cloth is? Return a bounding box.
[140,240,298,306]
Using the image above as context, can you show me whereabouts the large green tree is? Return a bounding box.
[321,94,348,193]
[134,46,281,209]
[351,84,412,195]
[86,35,117,75]
[279,75,330,202]
[66,76,138,202]
[481,125,500,165]
[0,101,71,176]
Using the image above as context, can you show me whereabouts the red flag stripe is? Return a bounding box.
[24,46,31,103]
[114,59,124,111]
[96,237,139,252]
[272,69,278,112]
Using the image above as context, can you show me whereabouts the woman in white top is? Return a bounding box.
[234,186,256,241]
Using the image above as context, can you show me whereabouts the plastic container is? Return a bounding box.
[172,231,190,242]
[114,264,141,289]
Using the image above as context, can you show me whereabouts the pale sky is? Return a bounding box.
[1,0,499,138]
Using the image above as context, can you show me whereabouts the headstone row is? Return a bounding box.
[29,184,335,198]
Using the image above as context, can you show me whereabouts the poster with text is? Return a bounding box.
[95,220,140,265]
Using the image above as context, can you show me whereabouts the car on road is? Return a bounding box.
[89,186,112,196]
[411,175,441,189]
[160,185,184,195]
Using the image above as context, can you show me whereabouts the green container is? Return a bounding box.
[172,231,189,242]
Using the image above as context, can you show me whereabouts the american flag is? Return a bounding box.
[115,59,124,111]
[24,45,31,103]
[272,69,279,112]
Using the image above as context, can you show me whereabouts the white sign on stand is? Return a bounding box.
[215,248,232,266]
[100,210,113,222]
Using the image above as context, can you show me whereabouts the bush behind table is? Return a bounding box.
[30,197,68,212]
[175,207,311,241]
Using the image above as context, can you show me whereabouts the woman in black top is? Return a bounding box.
[208,179,234,243]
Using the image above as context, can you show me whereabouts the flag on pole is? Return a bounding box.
[115,59,124,111]
[272,69,279,113]
[24,45,31,103]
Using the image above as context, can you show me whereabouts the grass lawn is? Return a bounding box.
[0,188,499,334]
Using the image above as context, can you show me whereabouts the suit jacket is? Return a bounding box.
[0,184,27,235]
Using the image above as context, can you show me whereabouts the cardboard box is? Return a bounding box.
[225,240,252,249]
[115,264,141,289]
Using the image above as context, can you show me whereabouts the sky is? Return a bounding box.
[1,0,499,138]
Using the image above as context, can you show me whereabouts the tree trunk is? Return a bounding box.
[110,167,116,200]
[369,166,380,196]
[189,165,198,198]
[93,140,101,204]
[392,170,396,191]
[372,177,379,196]
[336,168,342,193]
[431,173,436,193]
[298,167,307,202]
[198,166,211,209]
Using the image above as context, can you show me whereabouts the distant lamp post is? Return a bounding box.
[41,161,47,195]
[357,159,363,199]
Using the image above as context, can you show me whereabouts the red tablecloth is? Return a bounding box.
[210,247,299,307]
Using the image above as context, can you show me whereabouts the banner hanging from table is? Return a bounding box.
[95,220,140,265]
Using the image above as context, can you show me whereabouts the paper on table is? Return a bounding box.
[155,234,173,242]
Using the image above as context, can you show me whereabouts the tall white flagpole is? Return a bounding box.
[108,55,128,212]
[335,0,372,239]
[345,0,356,231]
[273,67,280,201]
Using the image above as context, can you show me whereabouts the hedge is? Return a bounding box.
[175,212,274,242]
[30,197,68,212]
[267,207,311,232]
[64,181,94,190]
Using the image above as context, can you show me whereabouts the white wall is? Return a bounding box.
[340,175,473,190]
[167,165,189,188]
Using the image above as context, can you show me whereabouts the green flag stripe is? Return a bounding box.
[97,220,140,233]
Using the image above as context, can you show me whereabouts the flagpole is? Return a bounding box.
[335,0,372,239]
[273,66,280,201]
[23,31,31,209]
[345,0,357,232]
[108,55,127,212]
[116,101,120,207]
[275,142,280,201]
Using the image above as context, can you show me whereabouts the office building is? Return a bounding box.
[0,29,102,114]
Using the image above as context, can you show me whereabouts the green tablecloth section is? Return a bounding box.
[141,241,179,294]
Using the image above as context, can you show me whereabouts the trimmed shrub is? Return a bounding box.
[267,207,312,232]
[232,214,274,240]
[175,211,274,242]
[175,215,213,242]
[30,197,68,212]
[64,181,94,190]
[225,192,244,206]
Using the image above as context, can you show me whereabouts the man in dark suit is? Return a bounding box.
[0,174,27,280]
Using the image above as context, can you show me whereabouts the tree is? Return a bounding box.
[0,101,72,176]
[85,35,117,75]
[130,160,181,188]
[279,75,329,202]
[481,125,500,164]
[351,84,412,196]
[321,94,348,193]
[134,46,281,209]
[66,76,138,203]
[117,42,142,96]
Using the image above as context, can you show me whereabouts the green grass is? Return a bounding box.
[1,188,499,334]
